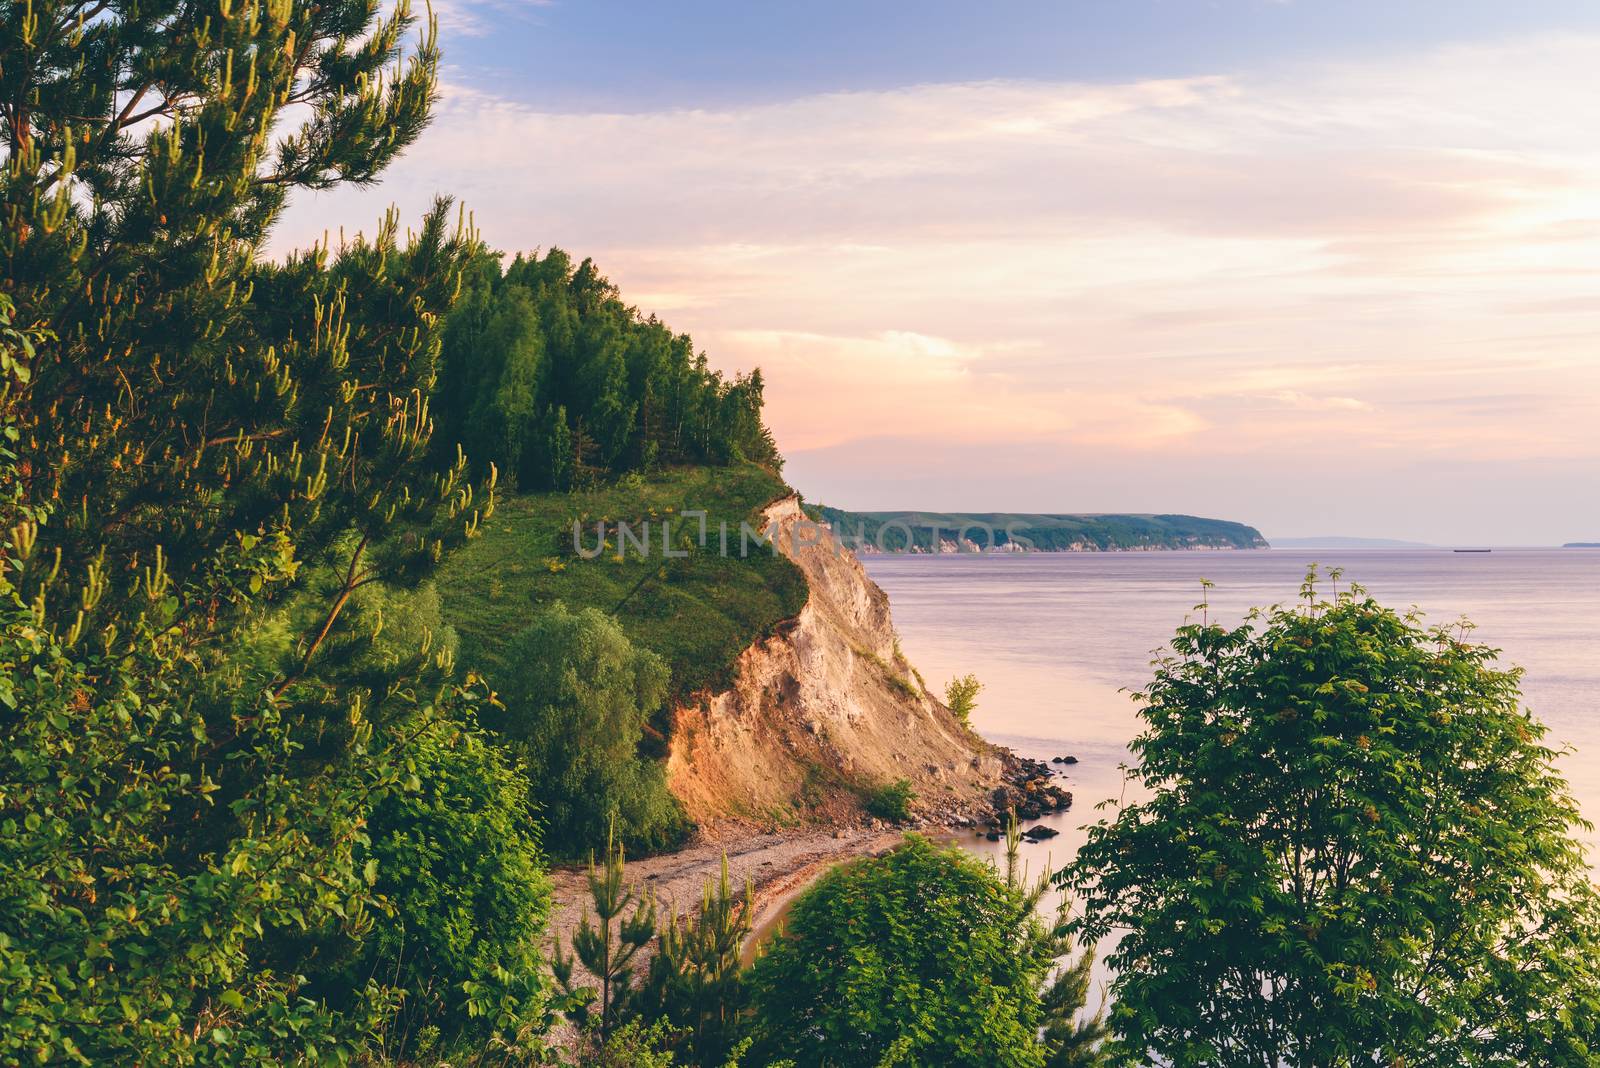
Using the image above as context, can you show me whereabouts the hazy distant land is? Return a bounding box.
[808,507,1268,552]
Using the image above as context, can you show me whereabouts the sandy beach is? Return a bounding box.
[546,823,910,962]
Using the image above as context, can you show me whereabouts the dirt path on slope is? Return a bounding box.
[546,824,908,961]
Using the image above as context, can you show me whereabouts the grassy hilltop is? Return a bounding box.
[438,464,807,704]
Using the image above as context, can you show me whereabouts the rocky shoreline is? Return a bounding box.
[549,743,1077,937]
[942,748,1075,841]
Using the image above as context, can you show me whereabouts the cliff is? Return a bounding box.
[666,495,1003,828]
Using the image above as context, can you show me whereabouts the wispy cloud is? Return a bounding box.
[423,0,552,38]
[277,33,1600,542]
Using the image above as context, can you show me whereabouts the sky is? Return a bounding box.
[275,1,1600,545]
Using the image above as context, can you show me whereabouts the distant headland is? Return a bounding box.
[1564,542,1600,548]
[806,506,1268,552]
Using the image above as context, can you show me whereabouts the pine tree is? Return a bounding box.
[1,0,497,1058]
[643,855,755,1065]
[552,819,658,1042]
[1003,815,1111,1068]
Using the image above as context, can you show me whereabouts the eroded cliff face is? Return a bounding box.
[666,496,1003,829]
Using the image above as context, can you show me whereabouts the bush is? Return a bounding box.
[583,1019,678,1067]
[0,573,378,1064]
[1063,575,1600,1066]
[750,835,1048,1067]
[944,674,983,725]
[863,778,916,823]
[487,603,687,855]
[309,720,553,1057]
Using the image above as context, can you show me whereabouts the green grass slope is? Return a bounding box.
[437,464,808,703]
[808,507,1268,551]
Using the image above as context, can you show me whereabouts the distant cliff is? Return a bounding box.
[807,507,1269,552]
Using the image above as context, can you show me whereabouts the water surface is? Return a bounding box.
[868,548,1600,938]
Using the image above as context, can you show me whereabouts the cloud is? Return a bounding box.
[275,33,1600,542]
[424,0,552,37]
[1261,391,1372,413]
[706,328,1206,454]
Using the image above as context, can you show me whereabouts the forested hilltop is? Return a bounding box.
[432,247,778,491]
[410,246,858,857]
[809,507,1269,551]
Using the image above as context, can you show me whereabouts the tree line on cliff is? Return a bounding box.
[432,248,779,493]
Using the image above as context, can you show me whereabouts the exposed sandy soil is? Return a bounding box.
[546,823,909,961]
[665,496,1003,829]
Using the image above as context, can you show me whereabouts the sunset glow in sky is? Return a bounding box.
[277,2,1600,545]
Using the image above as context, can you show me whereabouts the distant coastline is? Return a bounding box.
[1565,542,1600,548]
[807,506,1268,552]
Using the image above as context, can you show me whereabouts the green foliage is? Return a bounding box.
[1000,819,1110,1068]
[0,0,522,1058]
[1039,951,1111,1068]
[944,673,983,725]
[749,835,1051,1068]
[581,1019,679,1068]
[435,248,780,491]
[0,544,383,1065]
[487,602,685,853]
[554,822,659,1043]
[310,722,554,1058]
[7,0,482,636]
[1062,572,1600,1066]
[641,857,755,1065]
[862,778,917,823]
[437,464,808,705]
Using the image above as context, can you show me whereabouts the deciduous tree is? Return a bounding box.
[1062,573,1600,1066]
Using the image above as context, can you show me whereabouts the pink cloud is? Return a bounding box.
[275,34,1600,542]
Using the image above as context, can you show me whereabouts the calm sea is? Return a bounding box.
[865,548,1600,882]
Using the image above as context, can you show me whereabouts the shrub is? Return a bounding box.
[750,835,1048,1067]
[584,1019,678,1067]
[863,779,916,823]
[308,721,553,1057]
[944,674,983,724]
